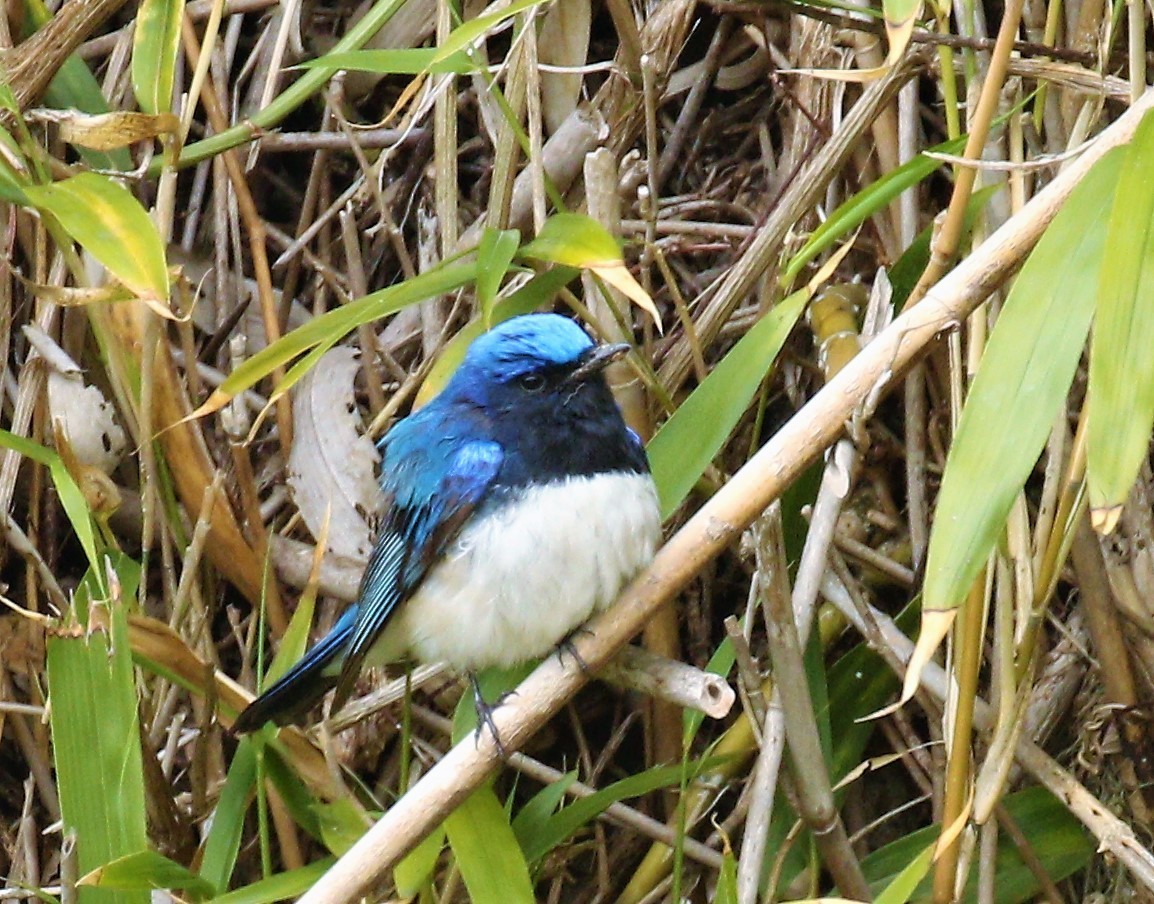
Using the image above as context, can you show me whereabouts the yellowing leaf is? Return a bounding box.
[589,264,661,331]
[899,609,955,709]
[521,213,660,330]
[24,173,169,303]
[46,109,181,150]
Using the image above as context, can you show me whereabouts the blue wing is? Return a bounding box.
[233,413,503,732]
[329,433,504,710]
[232,606,357,731]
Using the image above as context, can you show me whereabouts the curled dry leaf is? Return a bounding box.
[287,346,383,561]
[29,109,181,150]
[27,325,126,474]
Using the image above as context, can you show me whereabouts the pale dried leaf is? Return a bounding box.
[287,347,383,561]
[32,326,126,475]
[538,0,591,134]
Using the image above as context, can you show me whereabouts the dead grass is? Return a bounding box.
[2,0,1154,900]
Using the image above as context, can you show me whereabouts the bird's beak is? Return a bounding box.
[567,342,630,383]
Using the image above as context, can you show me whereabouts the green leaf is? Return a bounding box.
[314,796,371,856]
[80,850,214,896]
[922,148,1121,611]
[714,850,739,904]
[1087,108,1154,526]
[171,0,408,169]
[211,860,335,904]
[298,48,479,75]
[0,429,100,573]
[445,786,536,904]
[260,744,325,841]
[519,761,721,864]
[24,173,168,301]
[394,825,446,897]
[264,579,315,687]
[132,0,184,114]
[873,843,933,904]
[194,260,478,416]
[510,770,578,851]
[647,289,809,518]
[520,212,623,267]
[0,130,29,203]
[860,787,1092,902]
[47,572,149,904]
[476,227,522,323]
[432,0,549,62]
[783,134,967,285]
[197,739,258,893]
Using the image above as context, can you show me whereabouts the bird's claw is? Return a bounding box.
[470,673,513,757]
[556,626,594,674]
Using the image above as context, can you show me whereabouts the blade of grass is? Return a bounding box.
[444,786,535,904]
[47,562,149,904]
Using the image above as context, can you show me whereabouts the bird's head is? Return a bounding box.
[445,314,629,408]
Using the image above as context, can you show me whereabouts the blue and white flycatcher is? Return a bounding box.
[233,313,662,739]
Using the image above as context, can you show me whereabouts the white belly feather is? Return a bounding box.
[369,472,661,670]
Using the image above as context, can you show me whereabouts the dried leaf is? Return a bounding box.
[538,0,591,133]
[287,347,383,561]
[28,326,127,474]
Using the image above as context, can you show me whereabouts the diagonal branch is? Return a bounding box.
[297,86,1154,904]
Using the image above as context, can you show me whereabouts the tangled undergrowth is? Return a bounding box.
[2,0,1154,900]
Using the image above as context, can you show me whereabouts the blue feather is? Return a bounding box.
[233,313,659,732]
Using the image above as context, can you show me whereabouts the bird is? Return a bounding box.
[233,313,662,743]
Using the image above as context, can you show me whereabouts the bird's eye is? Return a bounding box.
[518,372,547,392]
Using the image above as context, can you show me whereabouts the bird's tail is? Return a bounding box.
[232,610,354,733]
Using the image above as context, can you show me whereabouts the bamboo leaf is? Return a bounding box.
[298,48,478,74]
[520,213,659,327]
[191,260,478,418]
[1087,109,1154,530]
[210,860,335,904]
[80,850,214,896]
[922,147,1121,612]
[873,843,933,904]
[132,0,184,114]
[519,761,722,865]
[47,566,149,904]
[445,786,535,904]
[394,826,447,898]
[476,227,522,323]
[648,289,809,518]
[431,0,549,62]
[24,173,168,302]
[783,134,967,285]
[0,429,100,573]
[860,787,1092,901]
[198,740,258,893]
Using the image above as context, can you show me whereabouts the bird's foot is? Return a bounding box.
[469,672,514,758]
[555,626,595,674]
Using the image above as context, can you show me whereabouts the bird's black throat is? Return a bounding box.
[487,376,648,490]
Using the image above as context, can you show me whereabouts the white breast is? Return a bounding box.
[369,471,661,670]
